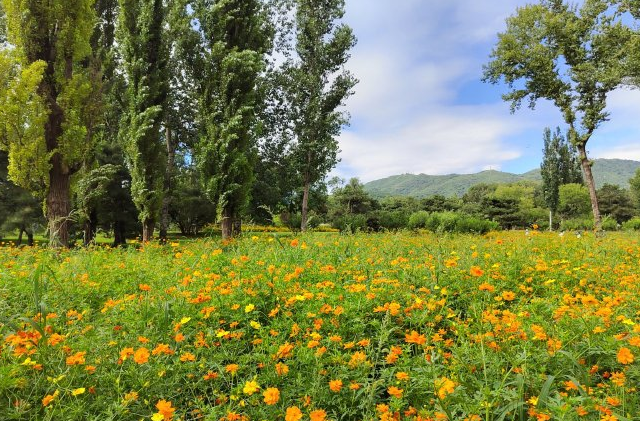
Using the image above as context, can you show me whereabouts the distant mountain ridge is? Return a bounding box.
[363,159,640,198]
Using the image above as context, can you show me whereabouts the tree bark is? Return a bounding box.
[577,143,602,231]
[113,220,126,247]
[27,230,34,246]
[232,216,241,237]
[159,124,175,243]
[301,175,310,232]
[17,228,23,246]
[221,207,233,240]
[83,208,98,246]
[142,218,155,242]
[46,156,71,248]
[548,209,553,231]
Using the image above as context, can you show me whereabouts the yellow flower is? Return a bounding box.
[245,304,255,313]
[243,379,260,395]
[71,387,86,396]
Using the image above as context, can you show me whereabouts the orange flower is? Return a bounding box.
[275,362,289,376]
[396,372,410,381]
[329,379,343,392]
[478,282,495,292]
[405,330,426,345]
[155,399,175,420]
[134,347,150,364]
[66,351,86,366]
[263,387,280,405]
[310,409,327,421]
[276,342,294,359]
[387,386,403,398]
[47,333,65,346]
[617,347,634,365]
[501,291,516,301]
[225,364,239,374]
[285,406,303,421]
[42,390,59,406]
[179,352,196,362]
[470,266,484,277]
[139,283,151,291]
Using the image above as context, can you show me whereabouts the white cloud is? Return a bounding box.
[334,0,640,182]
[336,104,529,182]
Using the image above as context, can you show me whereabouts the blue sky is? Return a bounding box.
[333,0,640,182]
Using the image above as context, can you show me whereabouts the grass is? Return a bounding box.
[0,230,639,420]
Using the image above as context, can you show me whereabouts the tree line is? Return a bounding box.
[0,0,356,246]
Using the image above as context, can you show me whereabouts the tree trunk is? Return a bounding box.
[221,207,233,240]
[142,218,155,242]
[17,228,23,246]
[46,158,71,248]
[232,216,241,237]
[113,220,126,247]
[301,175,310,232]
[576,143,602,231]
[549,209,553,231]
[83,208,98,246]
[27,230,34,246]
[159,124,175,243]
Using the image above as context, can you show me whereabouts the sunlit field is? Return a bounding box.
[1,230,639,421]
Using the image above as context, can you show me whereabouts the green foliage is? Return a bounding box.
[483,0,635,229]
[630,168,640,211]
[0,52,48,194]
[558,183,591,219]
[0,2,6,44]
[0,151,44,241]
[2,0,100,247]
[189,0,270,237]
[328,178,378,217]
[285,0,357,228]
[117,0,168,233]
[622,216,640,231]
[540,127,582,217]
[408,210,499,234]
[596,183,634,223]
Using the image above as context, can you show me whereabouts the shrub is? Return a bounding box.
[407,211,430,230]
[560,217,593,231]
[409,211,499,234]
[622,217,640,231]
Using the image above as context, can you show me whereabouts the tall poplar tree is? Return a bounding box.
[0,0,99,247]
[540,127,582,229]
[288,0,357,231]
[117,0,168,242]
[191,0,270,239]
[484,0,633,231]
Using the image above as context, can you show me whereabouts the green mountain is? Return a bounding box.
[364,159,640,198]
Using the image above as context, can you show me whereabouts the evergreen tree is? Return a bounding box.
[117,0,169,242]
[0,0,99,247]
[190,0,271,239]
[288,0,357,231]
[540,127,582,229]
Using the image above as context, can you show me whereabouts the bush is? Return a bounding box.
[332,214,368,233]
[408,211,499,234]
[560,217,593,231]
[407,211,430,230]
[366,210,410,231]
[601,216,619,231]
[622,217,640,231]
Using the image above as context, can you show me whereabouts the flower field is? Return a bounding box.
[1,231,639,421]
